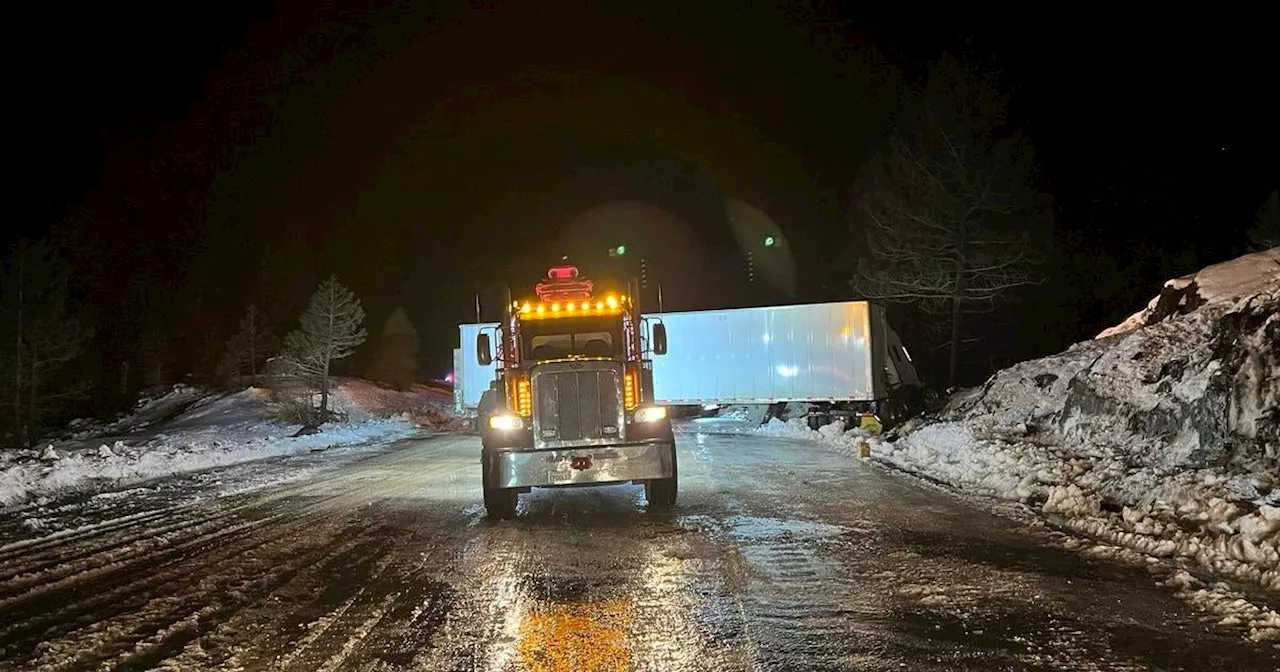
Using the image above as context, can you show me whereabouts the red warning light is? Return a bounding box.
[535,266,594,302]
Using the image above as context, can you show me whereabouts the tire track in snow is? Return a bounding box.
[0,437,449,600]
[88,530,381,672]
[0,465,359,589]
[3,506,341,666]
[68,438,473,671]
[107,532,396,671]
[0,504,265,597]
[0,440,461,668]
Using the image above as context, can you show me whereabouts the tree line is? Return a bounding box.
[6,50,1277,441]
[0,261,422,446]
[848,53,1278,388]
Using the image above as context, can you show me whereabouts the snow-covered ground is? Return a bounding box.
[694,249,1280,643]
[0,378,456,508]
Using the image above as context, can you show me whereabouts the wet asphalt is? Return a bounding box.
[0,431,1275,671]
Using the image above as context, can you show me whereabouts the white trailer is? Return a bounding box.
[649,301,918,405]
[455,301,922,418]
[455,322,499,413]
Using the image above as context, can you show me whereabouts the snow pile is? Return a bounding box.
[716,405,759,422]
[877,420,1280,592]
[1097,247,1279,339]
[757,417,888,455]
[0,380,434,507]
[1163,570,1280,644]
[324,378,464,429]
[892,253,1280,593]
[673,405,769,435]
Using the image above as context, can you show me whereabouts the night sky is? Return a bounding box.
[13,2,1278,399]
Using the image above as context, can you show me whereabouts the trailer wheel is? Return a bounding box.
[807,413,833,430]
[484,486,517,519]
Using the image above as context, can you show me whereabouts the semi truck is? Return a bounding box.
[458,300,926,432]
[470,264,676,519]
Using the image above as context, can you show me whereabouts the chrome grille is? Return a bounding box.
[534,366,621,444]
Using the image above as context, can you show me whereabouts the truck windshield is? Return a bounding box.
[521,316,624,361]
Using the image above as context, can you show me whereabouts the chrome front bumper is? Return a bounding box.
[485,440,675,489]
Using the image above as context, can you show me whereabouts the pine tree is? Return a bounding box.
[280,275,367,421]
[368,307,420,390]
[0,238,93,444]
[221,304,276,386]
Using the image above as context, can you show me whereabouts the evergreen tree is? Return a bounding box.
[280,275,367,421]
[0,238,93,444]
[368,307,420,390]
[221,304,276,386]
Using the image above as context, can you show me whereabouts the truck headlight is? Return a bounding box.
[633,406,667,424]
[488,414,524,431]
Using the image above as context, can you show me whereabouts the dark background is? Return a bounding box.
[11,1,1278,409]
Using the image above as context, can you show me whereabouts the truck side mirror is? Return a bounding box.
[477,332,492,366]
[652,322,668,355]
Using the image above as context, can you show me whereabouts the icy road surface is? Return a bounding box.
[0,433,1274,671]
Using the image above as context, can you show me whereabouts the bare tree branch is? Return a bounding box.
[850,53,1049,386]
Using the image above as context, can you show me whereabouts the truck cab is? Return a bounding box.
[475,265,675,519]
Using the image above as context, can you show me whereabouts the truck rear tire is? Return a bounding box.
[484,486,517,519]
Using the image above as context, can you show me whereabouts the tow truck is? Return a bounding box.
[474,264,674,518]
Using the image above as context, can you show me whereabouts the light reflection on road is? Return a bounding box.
[517,597,634,671]
[1,433,1271,670]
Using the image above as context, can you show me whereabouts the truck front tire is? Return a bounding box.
[481,451,517,519]
[644,445,678,508]
[484,485,517,519]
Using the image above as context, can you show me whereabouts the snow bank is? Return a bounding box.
[0,380,436,507]
[0,418,416,507]
[876,420,1280,590]
[325,378,452,420]
[1097,247,1279,339]
[737,251,1280,639]
[902,253,1280,594]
